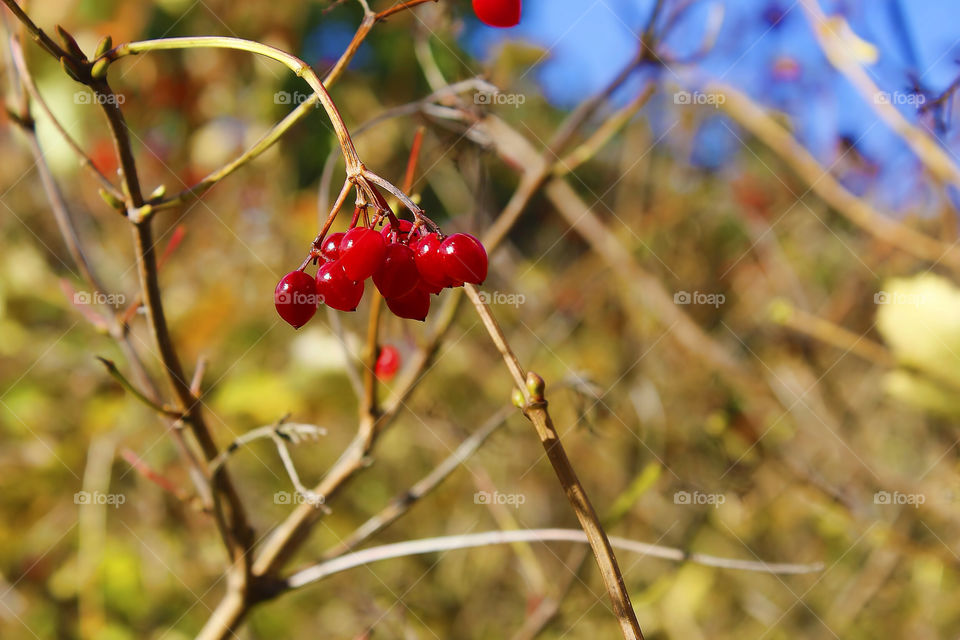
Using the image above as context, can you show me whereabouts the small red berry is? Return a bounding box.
[381,219,415,244]
[339,227,386,280]
[441,233,488,285]
[275,270,318,329]
[316,261,365,312]
[375,344,401,380]
[385,286,430,321]
[320,232,345,262]
[472,0,521,28]
[373,243,420,299]
[414,232,452,288]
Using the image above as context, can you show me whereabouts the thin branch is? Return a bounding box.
[286,528,824,590]
[207,417,327,475]
[156,2,437,214]
[103,36,362,176]
[7,36,124,200]
[375,0,437,22]
[464,284,644,640]
[96,357,183,419]
[321,407,512,560]
[0,0,69,61]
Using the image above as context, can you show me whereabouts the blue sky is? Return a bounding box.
[465,0,960,213]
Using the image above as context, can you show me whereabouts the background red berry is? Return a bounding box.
[316,261,365,312]
[472,0,521,28]
[274,270,318,329]
[339,227,386,280]
[374,344,401,380]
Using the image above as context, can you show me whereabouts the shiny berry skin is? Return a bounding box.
[381,218,415,244]
[385,286,430,321]
[275,270,318,329]
[375,344,401,380]
[440,233,488,285]
[373,243,420,299]
[472,0,521,28]
[413,232,452,288]
[320,232,345,262]
[316,261,365,312]
[339,227,386,280]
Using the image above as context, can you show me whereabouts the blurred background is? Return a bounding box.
[2,0,960,637]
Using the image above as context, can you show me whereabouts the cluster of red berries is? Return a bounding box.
[472,0,521,28]
[275,219,488,329]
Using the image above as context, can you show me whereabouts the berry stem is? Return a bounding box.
[301,178,353,270]
[363,170,440,232]
[99,37,364,176]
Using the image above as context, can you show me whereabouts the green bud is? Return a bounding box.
[525,371,545,401]
[98,188,123,210]
[90,58,110,80]
[94,35,113,59]
[511,388,525,409]
[148,184,167,201]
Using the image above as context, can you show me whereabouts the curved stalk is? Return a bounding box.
[101,37,363,174]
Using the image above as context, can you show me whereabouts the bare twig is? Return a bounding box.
[7,36,123,200]
[96,357,183,419]
[286,528,823,590]
[320,407,513,560]
[464,285,644,640]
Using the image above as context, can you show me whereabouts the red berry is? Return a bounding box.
[381,219,415,244]
[320,232,345,262]
[375,345,401,380]
[472,0,521,28]
[316,261,364,312]
[414,232,452,288]
[373,243,420,299]
[275,270,318,329]
[385,286,430,321]
[339,227,386,280]
[420,278,444,295]
[440,233,488,285]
